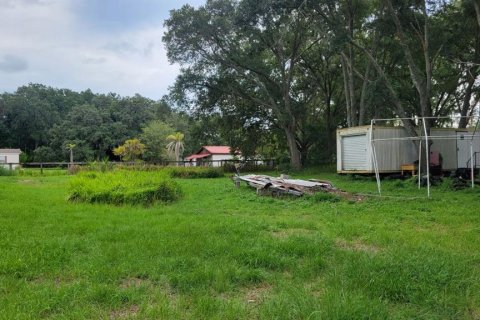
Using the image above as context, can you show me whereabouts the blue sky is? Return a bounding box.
[0,0,205,99]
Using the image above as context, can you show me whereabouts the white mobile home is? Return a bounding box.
[337,126,480,174]
[0,149,22,169]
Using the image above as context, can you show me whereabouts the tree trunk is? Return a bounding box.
[459,31,479,128]
[341,54,352,127]
[325,97,334,162]
[346,0,357,126]
[458,72,475,128]
[474,1,480,29]
[358,59,372,125]
[385,0,433,173]
[284,125,302,170]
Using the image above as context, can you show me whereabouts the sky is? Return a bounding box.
[0,0,205,100]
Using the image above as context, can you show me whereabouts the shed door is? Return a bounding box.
[456,131,470,168]
[342,134,368,170]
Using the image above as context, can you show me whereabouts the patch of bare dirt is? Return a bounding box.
[244,283,272,304]
[28,275,76,288]
[335,238,381,254]
[18,179,35,184]
[468,307,480,320]
[119,277,151,289]
[331,190,366,202]
[304,277,325,298]
[120,277,178,309]
[414,223,449,235]
[109,305,139,319]
[270,228,316,239]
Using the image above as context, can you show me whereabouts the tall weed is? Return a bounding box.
[167,167,223,179]
[0,166,16,176]
[68,170,182,206]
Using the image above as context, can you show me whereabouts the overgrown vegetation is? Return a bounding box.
[80,164,224,179]
[0,166,16,176]
[18,168,68,177]
[68,170,182,206]
[1,169,479,318]
[308,192,341,203]
[166,166,224,179]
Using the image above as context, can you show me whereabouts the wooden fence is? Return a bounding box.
[4,159,276,173]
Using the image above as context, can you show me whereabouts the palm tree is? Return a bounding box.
[66,143,76,164]
[166,132,185,164]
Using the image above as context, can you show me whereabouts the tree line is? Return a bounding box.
[164,0,480,169]
[1,1,479,168]
[0,84,227,163]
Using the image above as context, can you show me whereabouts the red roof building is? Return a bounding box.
[185,146,239,166]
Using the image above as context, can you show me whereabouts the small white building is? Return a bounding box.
[337,126,480,174]
[0,149,22,169]
[185,146,240,167]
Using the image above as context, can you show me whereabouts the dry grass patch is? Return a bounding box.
[119,277,152,289]
[270,228,316,239]
[335,238,381,254]
[28,275,77,288]
[109,304,139,319]
[17,179,42,186]
[304,277,326,298]
[243,283,272,305]
[467,306,480,320]
[414,222,450,235]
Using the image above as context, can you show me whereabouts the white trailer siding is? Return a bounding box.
[372,127,417,173]
[429,129,480,170]
[341,134,368,170]
[210,154,234,167]
[337,126,480,174]
[0,149,21,169]
[337,126,417,173]
[429,129,457,170]
[337,126,373,173]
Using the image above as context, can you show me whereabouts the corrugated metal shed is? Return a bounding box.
[341,134,367,170]
[337,126,480,174]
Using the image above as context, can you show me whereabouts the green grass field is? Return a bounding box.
[0,169,479,319]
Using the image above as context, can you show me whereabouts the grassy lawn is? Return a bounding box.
[0,169,479,319]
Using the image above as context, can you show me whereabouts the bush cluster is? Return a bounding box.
[223,162,274,173]
[81,163,224,179]
[0,166,16,176]
[308,191,341,203]
[68,170,182,206]
[166,166,223,179]
[18,168,67,176]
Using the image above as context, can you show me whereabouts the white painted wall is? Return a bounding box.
[209,154,233,167]
[0,151,21,169]
[337,126,480,173]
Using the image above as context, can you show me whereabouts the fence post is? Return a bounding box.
[40,163,43,175]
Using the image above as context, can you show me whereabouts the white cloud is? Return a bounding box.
[0,0,181,99]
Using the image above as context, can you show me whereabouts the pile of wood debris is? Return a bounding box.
[235,174,333,196]
[234,174,364,201]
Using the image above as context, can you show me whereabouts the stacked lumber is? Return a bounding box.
[235,174,335,197]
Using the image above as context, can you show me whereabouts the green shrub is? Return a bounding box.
[0,166,16,176]
[17,168,67,177]
[223,162,274,173]
[166,167,223,179]
[68,170,182,206]
[76,164,223,178]
[309,191,341,203]
[85,159,113,172]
